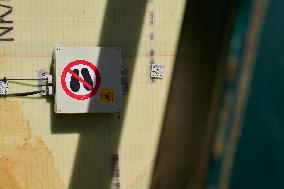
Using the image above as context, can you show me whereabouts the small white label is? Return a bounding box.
[151,64,164,79]
[0,81,9,95]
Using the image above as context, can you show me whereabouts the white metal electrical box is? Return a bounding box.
[54,47,122,114]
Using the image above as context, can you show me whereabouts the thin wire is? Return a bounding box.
[0,78,47,81]
[0,90,46,97]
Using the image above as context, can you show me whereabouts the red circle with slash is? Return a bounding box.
[61,60,101,100]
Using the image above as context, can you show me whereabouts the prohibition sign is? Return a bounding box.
[61,60,101,100]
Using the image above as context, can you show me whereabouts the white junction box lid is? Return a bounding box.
[54,47,122,114]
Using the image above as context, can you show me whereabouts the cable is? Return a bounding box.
[0,78,47,81]
[0,90,46,97]
[0,77,51,97]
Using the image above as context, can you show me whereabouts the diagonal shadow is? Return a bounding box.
[51,0,147,189]
[150,0,236,188]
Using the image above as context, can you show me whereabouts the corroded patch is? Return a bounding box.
[0,100,66,189]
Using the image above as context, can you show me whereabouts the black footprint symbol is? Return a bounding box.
[70,69,80,92]
[81,68,93,91]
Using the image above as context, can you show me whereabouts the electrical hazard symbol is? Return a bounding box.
[61,60,101,100]
[100,89,115,104]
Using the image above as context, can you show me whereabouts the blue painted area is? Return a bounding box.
[230,0,284,188]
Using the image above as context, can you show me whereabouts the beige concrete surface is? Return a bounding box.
[0,0,186,188]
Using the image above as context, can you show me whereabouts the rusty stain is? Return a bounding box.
[0,100,66,189]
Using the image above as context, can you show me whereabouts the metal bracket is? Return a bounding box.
[121,66,128,95]
[0,79,9,95]
[38,70,54,96]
